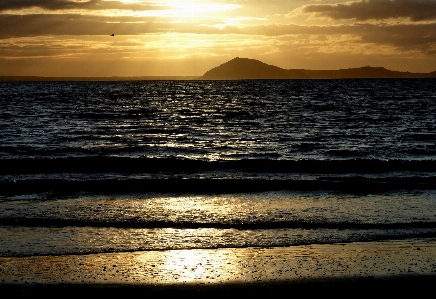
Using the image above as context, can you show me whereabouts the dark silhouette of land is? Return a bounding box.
[201,57,436,79]
[1,57,435,81]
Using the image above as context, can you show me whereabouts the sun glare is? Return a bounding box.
[128,1,242,18]
[143,246,240,283]
[167,1,242,14]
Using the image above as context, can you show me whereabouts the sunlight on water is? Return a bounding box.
[1,80,435,160]
[1,191,436,257]
[0,80,435,260]
[1,240,435,284]
[148,244,238,283]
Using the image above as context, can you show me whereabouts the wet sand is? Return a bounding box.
[1,239,436,296]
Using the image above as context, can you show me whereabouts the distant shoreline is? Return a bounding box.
[2,58,436,81]
[1,75,435,82]
[0,76,200,82]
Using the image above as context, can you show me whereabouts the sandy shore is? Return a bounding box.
[1,238,436,296]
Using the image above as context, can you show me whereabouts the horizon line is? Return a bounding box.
[1,62,436,82]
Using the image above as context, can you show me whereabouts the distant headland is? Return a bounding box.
[1,58,435,81]
[201,57,436,80]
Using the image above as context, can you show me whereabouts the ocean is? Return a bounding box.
[1,79,435,258]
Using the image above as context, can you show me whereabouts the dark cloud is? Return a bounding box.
[303,0,436,21]
[356,22,436,54]
[0,0,165,12]
[0,14,224,38]
[0,14,142,37]
[242,22,436,54]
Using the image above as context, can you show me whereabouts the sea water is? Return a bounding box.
[0,79,435,257]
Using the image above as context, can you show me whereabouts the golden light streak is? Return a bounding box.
[166,1,241,14]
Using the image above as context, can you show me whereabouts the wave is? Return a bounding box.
[2,217,436,230]
[1,177,435,197]
[2,227,436,258]
[0,157,435,197]
[1,157,436,174]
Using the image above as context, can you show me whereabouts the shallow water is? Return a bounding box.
[1,190,435,256]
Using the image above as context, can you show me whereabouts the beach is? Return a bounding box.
[1,238,435,296]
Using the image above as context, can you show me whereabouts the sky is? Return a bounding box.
[1,0,435,77]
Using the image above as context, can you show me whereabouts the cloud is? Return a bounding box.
[302,0,436,21]
[241,22,436,55]
[0,0,164,12]
[0,14,227,38]
[356,22,436,54]
[1,13,434,56]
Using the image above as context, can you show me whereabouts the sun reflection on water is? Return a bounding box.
[135,246,241,283]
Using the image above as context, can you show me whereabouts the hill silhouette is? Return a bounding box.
[201,57,305,79]
[201,57,436,79]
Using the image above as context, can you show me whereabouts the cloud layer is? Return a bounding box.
[303,0,436,21]
[0,0,163,12]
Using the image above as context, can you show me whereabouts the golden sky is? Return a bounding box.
[1,0,435,76]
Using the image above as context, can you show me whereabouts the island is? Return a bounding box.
[201,57,436,80]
